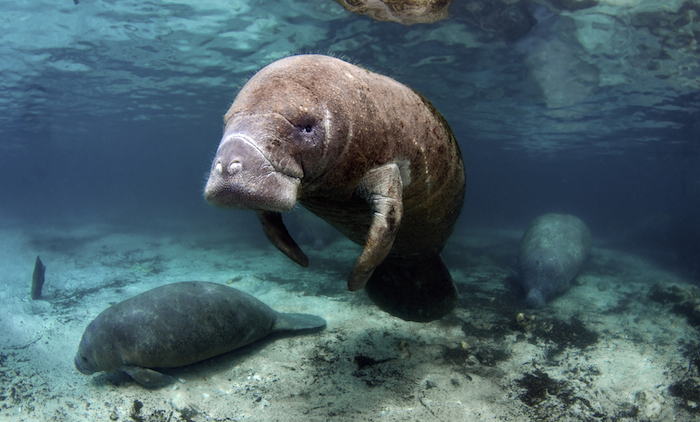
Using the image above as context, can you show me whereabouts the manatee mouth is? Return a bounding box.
[525,289,546,309]
[74,355,95,375]
[204,135,301,212]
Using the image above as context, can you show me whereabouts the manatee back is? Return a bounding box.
[76,282,279,373]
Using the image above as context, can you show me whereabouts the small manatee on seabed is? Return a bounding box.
[517,213,591,308]
[75,282,326,388]
[204,54,466,322]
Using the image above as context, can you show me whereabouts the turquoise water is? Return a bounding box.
[1,1,699,420]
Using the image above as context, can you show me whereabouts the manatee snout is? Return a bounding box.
[74,335,98,375]
[204,134,300,212]
[205,136,271,198]
[525,288,547,309]
[74,354,95,375]
[212,137,250,177]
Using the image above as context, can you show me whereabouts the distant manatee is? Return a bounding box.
[75,282,325,387]
[517,213,591,308]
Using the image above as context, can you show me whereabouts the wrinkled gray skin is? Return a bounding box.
[204,54,465,322]
[75,282,325,387]
[518,214,591,308]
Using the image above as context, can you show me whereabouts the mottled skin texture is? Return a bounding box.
[204,55,465,322]
[518,214,592,308]
[334,0,453,25]
[74,282,325,387]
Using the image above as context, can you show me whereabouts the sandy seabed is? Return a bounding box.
[1,215,699,422]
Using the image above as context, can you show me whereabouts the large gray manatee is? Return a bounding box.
[204,54,466,322]
[518,213,591,308]
[75,282,325,387]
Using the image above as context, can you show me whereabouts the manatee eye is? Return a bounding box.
[303,125,313,133]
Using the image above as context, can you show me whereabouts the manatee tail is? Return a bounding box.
[272,313,326,332]
[364,255,458,322]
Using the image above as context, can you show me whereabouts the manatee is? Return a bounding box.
[204,54,466,322]
[517,213,591,308]
[74,282,325,387]
[334,0,453,25]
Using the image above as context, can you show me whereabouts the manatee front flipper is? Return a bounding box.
[348,164,403,291]
[123,366,175,388]
[257,210,309,267]
[364,256,458,322]
[272,313,327,332]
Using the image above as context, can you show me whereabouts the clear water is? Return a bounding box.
[1,1,700,420]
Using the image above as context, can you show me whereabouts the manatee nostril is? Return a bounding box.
[215,161,223,174]
[228,160,242,174]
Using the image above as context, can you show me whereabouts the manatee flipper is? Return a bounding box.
[123,366,175,388]
[257,210,308,267]
[272,313,327,332]
[364,256,457,322]
[349,164,403,291]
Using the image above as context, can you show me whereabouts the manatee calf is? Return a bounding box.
[517,213,591,308]
[75,282,325,387]
[204,54,466,322]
